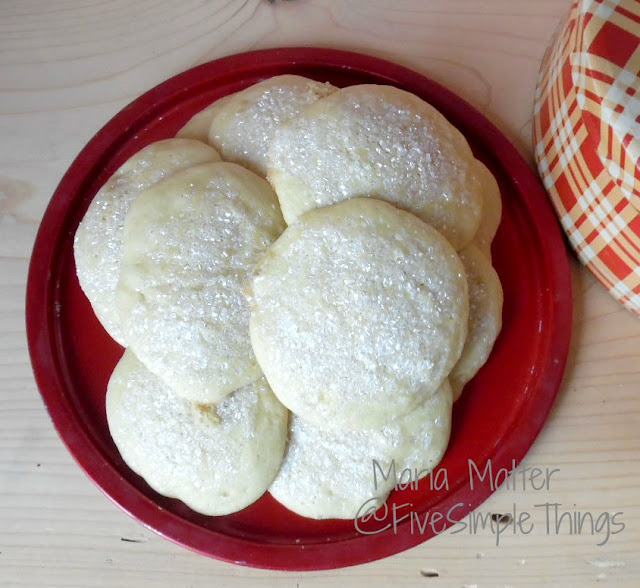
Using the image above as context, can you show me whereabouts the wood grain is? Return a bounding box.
[2,0,640,586]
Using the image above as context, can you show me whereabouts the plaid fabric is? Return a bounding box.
[534,0,640,316]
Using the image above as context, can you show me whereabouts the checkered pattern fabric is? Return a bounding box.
[534,0,640,316]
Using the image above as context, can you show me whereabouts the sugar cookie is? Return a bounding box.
[248,197,468,430]
[267,84,483,249]
[206,75,336,176]
[269,381,452,520]
[450,245,503,400]
[473,161,502,258]
[176,94,235,143]
[116,162,285,403]
[106,350,288,516]
[74,138,221,345]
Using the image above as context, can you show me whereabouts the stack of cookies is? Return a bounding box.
[74,75,503,519]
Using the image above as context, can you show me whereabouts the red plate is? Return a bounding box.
[26,48,571,570]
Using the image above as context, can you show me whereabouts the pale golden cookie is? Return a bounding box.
[176,95,235,143]
[267,84,484,249]
[206,75,336,176]
[73,138,220,345]
[450,244,503,400]
[116,162,285,403]
[106,350,288,516]
[269,381,452,520]
[473,161,502,258]
[248,197,468,430]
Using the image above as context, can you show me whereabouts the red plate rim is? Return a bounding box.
[25,47,572,571]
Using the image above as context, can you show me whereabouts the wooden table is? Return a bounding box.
[2,1,639,585]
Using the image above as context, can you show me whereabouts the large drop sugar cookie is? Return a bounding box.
[269,380,452,520]
[473,161,502,258]
[248,197,468,430]
[450,245,503,400]
[176,94,235,143]
[74,138,221,345]
[116,162,285,403]
[204,75,336,176]
[106,350,288,516]
[267,84,484,250]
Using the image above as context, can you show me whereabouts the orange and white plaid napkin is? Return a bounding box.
[534,0,640,316]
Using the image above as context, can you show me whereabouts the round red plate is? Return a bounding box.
[26,48,572,570]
